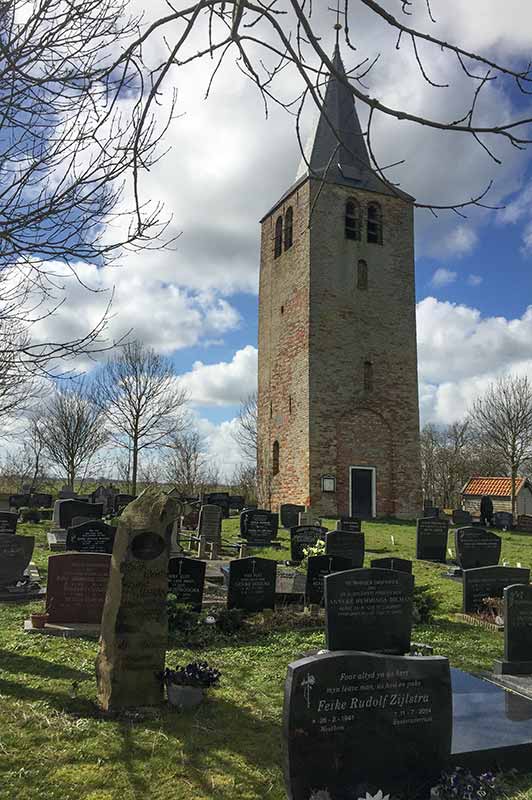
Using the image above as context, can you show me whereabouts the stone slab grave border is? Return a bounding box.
[24,620,100,639]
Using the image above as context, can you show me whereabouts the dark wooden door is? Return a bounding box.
[351,468,373,518]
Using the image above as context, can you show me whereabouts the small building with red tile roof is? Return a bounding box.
[461,476,532,517]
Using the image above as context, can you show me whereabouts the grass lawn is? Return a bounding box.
[2,518,532,799]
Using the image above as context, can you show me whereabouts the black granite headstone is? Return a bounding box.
[280,504,305,529]
[53,499,103,530]
[462,565,530,614]
[371,557,413,574]
[0,534,34,587]
[65,520,116,554]
[227,556,277,611]
[495,584,532,674]
[168,556,206,612]
[423,506,440,519]
[239,508,256,536]
[336,516,362,533]
[305,555,351,606]
[283,650,452,800]
[452,509,472,526]
[244,510,278,545]
[416,517,449,562]
[455,527,502,570]
[31,492,53,508]
[0,512,18,534]
[325,530,364,567]
[493,511,514,530]
[290,526,328,562]
[324,568,414,653]
[518,515,532,533]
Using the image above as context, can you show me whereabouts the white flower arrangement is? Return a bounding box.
[358,792,391,800]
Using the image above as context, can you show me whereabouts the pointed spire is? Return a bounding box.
[298,46,412,200]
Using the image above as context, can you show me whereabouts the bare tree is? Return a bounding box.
[164,430,207,497]
[231,462,257,506]
[91,341,188,495]
[233,391,258,464]
[40,381,108,488]
[1,416,48,492]
[469,375,532,516]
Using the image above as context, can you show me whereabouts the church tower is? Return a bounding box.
[257,46,422,519]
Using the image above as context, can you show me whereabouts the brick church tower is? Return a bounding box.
[257,46,422,519]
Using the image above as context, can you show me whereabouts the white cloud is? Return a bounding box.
[195,415,245,479]
[467,274,483,287]
[181,345,257,407]
[431,268,457,288]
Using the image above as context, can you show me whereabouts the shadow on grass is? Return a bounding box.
[0,648,91,680]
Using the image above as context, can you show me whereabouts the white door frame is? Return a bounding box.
[349,466,377,518]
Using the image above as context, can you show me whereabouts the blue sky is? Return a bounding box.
[24,0,532,476]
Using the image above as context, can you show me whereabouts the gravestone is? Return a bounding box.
[0,512,18,534]
[305,555,351,606]
[280,504,305,529]
[283,650,452,800]
[462,565,530,614]
[494,511,514,530]
[96,490,176,710]
[452,509,472,526]
[9,493,30,509]
[336,516,362,533]
[324,567,414,653]
[518,515,532,533]
[114,494,136,514]
[30,492,52,508]
[455,527,502,570]
[299,510,321,527]
[66,520,116,554]
[227,556,277,611]
[239,507,255,536]
[46,553,111,623]
[290,525,328,562]
[229,495,245,511]
[203,492,230,518]
[198,504,222,542]
[325,530,364,567]
[168,556,206,612]
[416,517,449,562]
[243,510,278,545]
[90,486,117,515]
[0,534,34,587]
[423,506,440,518]
[53,499,103,530]
[495,584,532,675]
[371,556,413,574]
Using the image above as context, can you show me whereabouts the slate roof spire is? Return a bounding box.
[297,45,413,200]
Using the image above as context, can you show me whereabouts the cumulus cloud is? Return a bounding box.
[195,415,245,479]
[431,268,457,288]
[180,345,257,407]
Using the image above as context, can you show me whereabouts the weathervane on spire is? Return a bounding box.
[328,0,346,46]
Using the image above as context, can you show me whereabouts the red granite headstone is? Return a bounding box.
[46,553,111,623]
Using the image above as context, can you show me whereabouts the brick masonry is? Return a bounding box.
[257,177,422,519]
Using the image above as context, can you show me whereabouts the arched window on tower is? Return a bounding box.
[345,198,361,241]
[284,207,293,251]
[357,259,368,291]
[272,440,280,476]
[367,202,382,245]
[274,216,283,258]
[364,361,374,392]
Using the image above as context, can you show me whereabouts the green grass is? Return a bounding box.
[2,519,532,798]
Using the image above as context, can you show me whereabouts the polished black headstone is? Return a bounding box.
[280,504,305,529]
[455,527,501,570]
[305,555,351,606]
[283,650,452,800]
[336,516,362,533]
[65,520,116,554]
[416,517,449,562]
[53,499,103,530]
[0,534,34,587]
[0,512,17,534]
[463,565,530,614]
[371,557,413,574]
[493,584,532,675]
[324,568,414,653]
[168,556,206,612]
[452,509,472,526]
[325,530,364,567]
[227,556,277,611]
[494,511,514,530]
[290,526,328,562]
[243,510,278,544]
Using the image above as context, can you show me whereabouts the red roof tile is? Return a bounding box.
[462,477,526,498]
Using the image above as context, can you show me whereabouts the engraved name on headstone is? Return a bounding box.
[290,526,328,562]
[462,565,530,614]
[336,516,362,533]
[495,584,532,675]
[168,556,206,612]
[416,517,449,562]
[305,555,351,606]
[0,512,18,534]
[0,534,34,587]
[65,520,116,554]
[46,553,111,623]
[243,510,278,545]
[227,556,277,611]
[455,527,502,570]
[325,530,364,567]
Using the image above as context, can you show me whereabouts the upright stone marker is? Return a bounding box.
[198,504,222,555]
[53,499,103,530]
[0,512,17,534]
[280,504,305,529]
[416,517,449,562]
[0,534,34,587]
[96,490,176,711]
[455,527,501,570]
[46,553,111,623]
[371,556,413,574]
[283,651,452,800]
[462,565,530,614]
[66,520,116,554]
[495,584,532,675]
[168,556,206,612]
[298,510,321,527]
[243,510,278,545]
[227,556,277,611]
[324,567,414,653]
[452,509,472,526]
[325,530,364,567]
[305,555,351,606]
[336,516,362,533]
[518,515,532,533]
[290,526,327,562]
[493,511,514,530]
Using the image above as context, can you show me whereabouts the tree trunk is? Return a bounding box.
[131,440,139,496]
[511,464,517,519]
